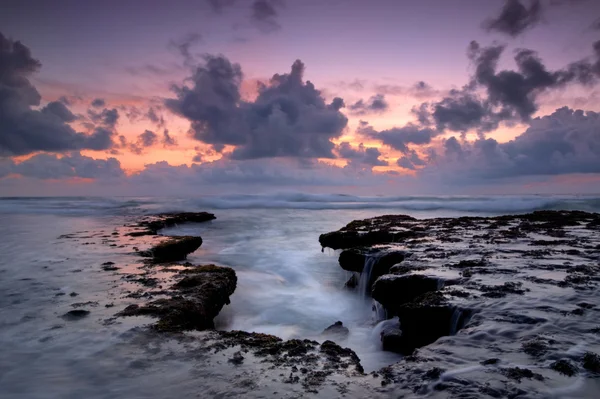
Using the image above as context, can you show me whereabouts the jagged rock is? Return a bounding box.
[551,359,578,377]
[394,292,469,355]
[372,274,442,314]
[117,265,236,331]
[338,249,367,273]
[141,236,203,262]
[322,321,349,339]
[319,215,419,249]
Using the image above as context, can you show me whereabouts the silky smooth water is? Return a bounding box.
[1,194,600,398]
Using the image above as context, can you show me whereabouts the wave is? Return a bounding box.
[1,194,599,216]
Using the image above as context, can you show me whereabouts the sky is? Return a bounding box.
[1,0,600,196]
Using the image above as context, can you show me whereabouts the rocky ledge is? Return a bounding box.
[320,210,600,361]
[126,212,216,236]
[118,264,237,331]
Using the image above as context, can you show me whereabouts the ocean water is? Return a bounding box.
[1,194,600,398]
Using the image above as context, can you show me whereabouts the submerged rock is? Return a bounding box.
[62,309,90,320]
[322,321,349,339]
[141,236,203,262]
[551,359,578,377]
[117,265,236,331]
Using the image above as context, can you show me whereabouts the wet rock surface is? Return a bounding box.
[318,210,600,396]
[140,236,203,262]
[117,265,237,331]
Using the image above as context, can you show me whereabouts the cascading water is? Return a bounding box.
[357,255,378,297]
[372,300,387,322]
[449,307,463,335]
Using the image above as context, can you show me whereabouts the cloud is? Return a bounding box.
[162,129,177,147]
[128,130,158,154]
[13,152,124,180]
[146,107,165,127]
[169,32,202,63]
[483,0,542,37]
[251,0,284,32]
[414,40,600,133]
[397,150,426,170]
[91,98,105,108]
[336,142,388,167]
[428,107,600,181]
[358,122,440,153]
[0,32,115,156]
[374,81,441,100]
[348,94,389,115]
[165,56,348,160]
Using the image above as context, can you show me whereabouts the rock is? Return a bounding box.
[62,309,90,320]
[319,215,419,249]
[142,236,203,262]
[322,321,349,339]
[551,359,578,377]
[137,212,216,234]
[117,265,236,331]
[345,274,358,289]
[379,321,403,353]
[582,352,600,373]
[338,249,367,273]
[229,351,244,365]
[372,274,442,314]
[339,249,406,293]
[500,367,544,382]
[394,292,469,355]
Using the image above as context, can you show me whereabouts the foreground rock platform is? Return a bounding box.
[321,210,600,365]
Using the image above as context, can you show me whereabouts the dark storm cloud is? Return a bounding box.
[41,101,77,122]
[251,0,284,32]
[13,152,124,180]
[483,0,543,37]
[414,40,600,133]
[165,56,348,159]
[348,94,389,115]
[162,129,177,147]
[336,142,388,167]
[91,98,105,108]
[358,122,440,153]
[0,32,116,156]
[434,107,600,180]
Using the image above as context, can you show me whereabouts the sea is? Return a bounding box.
[1,194,600,398]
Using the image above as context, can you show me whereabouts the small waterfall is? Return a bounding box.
[357,256,378,297]
[449,307,462,335]
[372,300,387,322]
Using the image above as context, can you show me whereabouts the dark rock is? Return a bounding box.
[229,351,244,365]
[69,292,78,297]
[521,337,553,357]
[62,309,90,320]
[481,358,500,366]
[379,321,403,353]
[372,274,441,314]
[345,274,358,289]
[480,282,527,298]
[551,359,578,377]
[500,367,544,382]
[137,212,216,234]
[582,352,600,373]
[141,236,203,262]
[117,265,236,331]
[319,215,419,249]
[338,249,367,273]
[393,292,470,355]
[322,321,349,339]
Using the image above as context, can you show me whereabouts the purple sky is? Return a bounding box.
[1,0,600,195]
